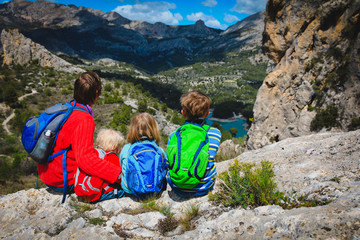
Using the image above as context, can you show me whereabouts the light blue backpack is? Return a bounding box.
[120,140,167,198]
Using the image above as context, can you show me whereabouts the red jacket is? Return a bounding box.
[75,150,121,202]
[37,103,121,187]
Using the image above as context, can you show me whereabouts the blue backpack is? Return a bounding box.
[21,100,89,203]
[121,140,167,199]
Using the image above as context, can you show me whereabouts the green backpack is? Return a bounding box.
[166,123,210,189]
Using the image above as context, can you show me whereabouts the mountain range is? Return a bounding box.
[0,0,264,73]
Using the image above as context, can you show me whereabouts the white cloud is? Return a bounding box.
[224,14,240,23]
[201,0,217,7]
[187,12,227,29]
[113,2,183,25]
[231,0,266,15]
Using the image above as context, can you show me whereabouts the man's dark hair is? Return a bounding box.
[74,72,102,105]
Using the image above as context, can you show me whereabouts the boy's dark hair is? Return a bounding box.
[180,91,211,121]
[74,72,102,105]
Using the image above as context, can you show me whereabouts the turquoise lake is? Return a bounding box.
[205,111,248,138]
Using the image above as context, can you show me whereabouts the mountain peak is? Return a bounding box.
[195,19,206,28]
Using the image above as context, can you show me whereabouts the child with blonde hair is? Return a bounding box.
[120,113,167,198]
[74,128,125,202]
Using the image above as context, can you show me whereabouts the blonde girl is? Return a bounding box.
[120,113,167,198]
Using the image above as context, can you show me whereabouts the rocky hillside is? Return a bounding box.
[199,11,266,56]
[1,28,84,73]
[1,129,359,239]
[247,0,360,149]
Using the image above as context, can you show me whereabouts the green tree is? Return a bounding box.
[221,130,232,142]
[13,108,36,134]
[172,112,185,125]
[153,102,159,110]
[230,127,238,137]
[211,122,223,132]
[44,88,52,96]
[3,83,18,106]
[138,100,148,113]
[104,83,113,92]
[161,103,168,113]
[110,105,133,129]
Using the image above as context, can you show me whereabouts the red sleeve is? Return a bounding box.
[72,116,121,184]
[106,153,122,169]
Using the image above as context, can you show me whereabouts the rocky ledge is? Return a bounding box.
[1,130,359,239]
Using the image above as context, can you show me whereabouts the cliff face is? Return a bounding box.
[1,28,84,73]
[247,0,360,149]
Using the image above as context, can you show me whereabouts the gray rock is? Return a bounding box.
[0,130,359,239]
[247,0,360,150]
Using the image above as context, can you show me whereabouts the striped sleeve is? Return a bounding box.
[208,127,221,160]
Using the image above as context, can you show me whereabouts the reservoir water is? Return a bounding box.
[205,110,248,138]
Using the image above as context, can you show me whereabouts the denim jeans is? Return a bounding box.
[94,188,125,203]
[172,186,213,198]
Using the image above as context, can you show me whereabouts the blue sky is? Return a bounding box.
[1,0,267,30]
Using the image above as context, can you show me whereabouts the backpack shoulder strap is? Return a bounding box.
[202,124,210,132]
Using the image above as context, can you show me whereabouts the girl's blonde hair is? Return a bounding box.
[127,113,160,145]
[95,128,124,154]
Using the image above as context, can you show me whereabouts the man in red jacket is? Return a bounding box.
[37,72,122,201]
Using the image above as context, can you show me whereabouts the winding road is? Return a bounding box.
[2,89,38,135]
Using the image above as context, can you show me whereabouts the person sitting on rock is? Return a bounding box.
[37,72,122,201]
[120,113,167,199]
[74,128,125,203]
[166,90,221,198]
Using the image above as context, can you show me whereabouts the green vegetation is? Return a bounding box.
[158,50,269,119]
[209,160,324,209]
[209,160,279,208]
[221,130,232,142]
[348,117,360,131]
[0,60,179,193]
[178,203,200,231]
[310,104,339,131]
[229,127,238,137]
[110,104,134,136]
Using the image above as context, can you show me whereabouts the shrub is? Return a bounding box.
[209,160,281,208]
[137,100,147,113]
[146,107,156,115]
[160,103,168,113]
[157,217,179,235]
[348,117,360,131]
[310,104,339,131]
[211,122,223,132]
[209,160,326,209]
[89,218,105,225]
[221,130,232,142]
[104,83,113,92]
[171,112,185,125]
[44,88,52,96]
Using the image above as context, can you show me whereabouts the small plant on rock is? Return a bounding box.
[209,160,327,209]
[179,203,200,231]
[209,160,281,208]
[157,216,179,235]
